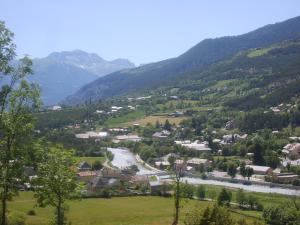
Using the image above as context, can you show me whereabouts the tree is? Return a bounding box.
[240,161,247,179]
[217,188,232,206]
[92,160,103,171]
[245,167,254,181]
[34,147,82,225]
[196,185,206,200]
[0,21,40,225]
[251,142,265,165]
[184,204,234,225]
[164,119,172,131]
[155,120,161,129]
[263,201,300,225]
[236,189,246,208]
[168,155,176,168]
[227,163,237,179]
[182,182,194,199]
[171,163,184,225]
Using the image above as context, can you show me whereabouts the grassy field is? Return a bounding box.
[75,156,105,165]
[124,115,188,126]
[104,111,145,127]
[9,192,264,225]
[197,184,296,208]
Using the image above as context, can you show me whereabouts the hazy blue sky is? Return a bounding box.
[1,0,300,65]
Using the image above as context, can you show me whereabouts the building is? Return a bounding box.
[283,143,300,159]
[221,134,248,144]
[154,161,170,170]
[130,175,149,186]
[246,165,273,175]
[149,181,169,195]
[113,134,142,143]
[87,176,111,193]
[187,158,210,168]
[270,173,299,184]
[77,171,97,183]
[75,131,105,139]
[175,140,211,153]
[77,161,92,172]
[52,105,62,111]
[152,130,171,139]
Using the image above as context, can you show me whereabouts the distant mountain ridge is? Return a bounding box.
[28,50,135,105]
[40,50,135,77]
[65,15,300,104]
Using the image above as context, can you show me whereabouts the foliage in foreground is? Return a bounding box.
[184,204,264,225]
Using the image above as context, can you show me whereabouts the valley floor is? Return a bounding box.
[10,192,263,225]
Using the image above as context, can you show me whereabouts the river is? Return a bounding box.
[107,147,156,175]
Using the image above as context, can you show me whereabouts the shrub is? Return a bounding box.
[8,212,26,225]
[27,209,36,216]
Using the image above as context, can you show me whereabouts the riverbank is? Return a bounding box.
[106,147,300,196]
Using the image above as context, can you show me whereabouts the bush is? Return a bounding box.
[27,209,36,216]
[196,185,206,200]
[8,212,26,225]
[217,188,232,206]
[292,179,300,186]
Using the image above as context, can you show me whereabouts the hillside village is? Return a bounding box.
[32,92,300,199]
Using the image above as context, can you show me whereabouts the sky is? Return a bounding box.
[1,0,300,65]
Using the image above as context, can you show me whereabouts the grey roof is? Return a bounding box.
[78,161,92,169]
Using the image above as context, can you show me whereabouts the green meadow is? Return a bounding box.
[8,191,268,225]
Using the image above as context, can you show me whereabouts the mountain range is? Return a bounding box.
[27,50,135,105]
[64,16,300,105]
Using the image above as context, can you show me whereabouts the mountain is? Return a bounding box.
[28,50,135,105]
[65,16,300,104]
[42,50,135,77]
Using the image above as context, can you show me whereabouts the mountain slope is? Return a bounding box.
[28,50,135,105]
[66,16,300,104]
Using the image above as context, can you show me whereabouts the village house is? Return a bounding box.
[168,111,184,117]
[109,127,128,133]
[152,130,171,139]
[246,165,273,175]
[113,134,142,143]
[154,161,170,170]
[52,105,62,111]
[75,131,109,139]
[283,143,300,159]
[225,120,236,130]
[77,161,92,172]
[102,167,132,181]
[174,159,187,171]
[77,171,97,183]
[221,134,247,144]
[175,140,211,153]
[270,172,299,184]
[88,176,108,192]
[187,158,211,169]
[130,175,149,186]
[149,181,169,195]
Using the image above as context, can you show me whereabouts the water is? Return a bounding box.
[107,147,155,175]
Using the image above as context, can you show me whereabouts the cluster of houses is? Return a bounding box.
[269,103,296,114]
[76,161,167,195]
[154,153,211,172]
[94,105,137,115]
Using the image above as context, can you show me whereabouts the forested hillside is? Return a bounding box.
[65,16,300,104]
